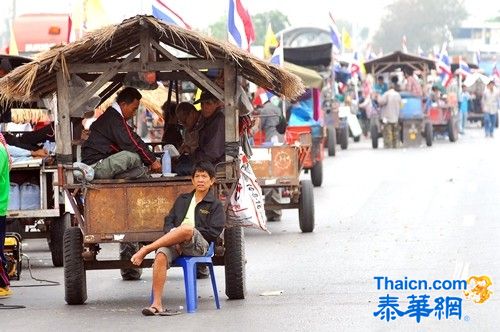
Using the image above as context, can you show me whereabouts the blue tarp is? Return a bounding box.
[288,98,320,126]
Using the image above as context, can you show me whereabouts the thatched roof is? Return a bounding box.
[0,15,304,104]
[97,84,171,119]
[364,51,436,75]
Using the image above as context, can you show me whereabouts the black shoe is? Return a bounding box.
[196,265,209,279]
[114,166,149,179]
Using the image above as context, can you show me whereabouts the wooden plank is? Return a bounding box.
[56,71,72,157]
[224,61,238,163]
[56,70,74,183]
[69,47,141,112]
[139,27,151,69]
[150,39,224,100]
[79,71,192,84]
[68,59,224,74]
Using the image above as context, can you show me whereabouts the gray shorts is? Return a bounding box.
[156,228,209,268]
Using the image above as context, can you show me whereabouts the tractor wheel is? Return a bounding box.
[448,119,458,142]
[63,227,87,305]
[370,124,379,149]
[119,242,143,280]
[49,212,72,267]
[339,127,349,150]
[310,160,323,187]
[425,122,433,147]
[327,126,336,156]
[224,227,246,300]
[298,180,315,233]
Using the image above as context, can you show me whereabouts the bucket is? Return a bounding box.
[8,183,20,210]
[20,183,41,210]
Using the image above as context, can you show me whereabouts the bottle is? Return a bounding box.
[162,145,171,176]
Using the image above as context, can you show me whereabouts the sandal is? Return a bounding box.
[159,308,182,316]
[141,306,162,316]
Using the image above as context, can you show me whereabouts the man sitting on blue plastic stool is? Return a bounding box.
[131,160,224,316]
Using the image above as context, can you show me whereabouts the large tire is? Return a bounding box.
[327,126,336,156]
[49,212,71,267]
[339,126,349,150]
[63,227,87,305]
[370,124,379,149]
[119,242,143,280]
[299,180,315,233]
[224,226,246,300]
[448,119,458,142]
[425,122,433,147]
[310,160,323,187]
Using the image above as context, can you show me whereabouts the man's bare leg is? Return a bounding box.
[148,252,168,312]
[131,225,194,266]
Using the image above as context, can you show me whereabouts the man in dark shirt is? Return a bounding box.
[192,90,225,164]
[82,87,161,179]
[130,161,224,316]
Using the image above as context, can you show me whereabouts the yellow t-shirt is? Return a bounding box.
[181,195,196,227]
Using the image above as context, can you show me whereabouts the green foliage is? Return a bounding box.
[208,10,290,45]
[486,10,500,22]
[208,16,227,42]
[373,0,468,54]
[252,10,290,45]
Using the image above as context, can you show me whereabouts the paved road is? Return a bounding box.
[2,126,499,331]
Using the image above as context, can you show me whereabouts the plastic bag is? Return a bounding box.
[226,150,268,232]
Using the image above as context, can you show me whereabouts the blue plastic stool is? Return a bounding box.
[175,242,220,313]
[150,242,220,313]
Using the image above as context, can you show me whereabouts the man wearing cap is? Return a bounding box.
[191,90,225,164]
[82,87,161,179]
[482,80,500,138]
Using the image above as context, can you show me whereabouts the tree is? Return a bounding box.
[207,10,290,45]
[207,16,227,42]
[373,0,467,54]
[252,10,290,45]
[487,11,500,22]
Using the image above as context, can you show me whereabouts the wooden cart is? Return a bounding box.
[0,16,303,304]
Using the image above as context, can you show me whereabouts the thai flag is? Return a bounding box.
[259,37,283,101]
[227,0,255,51]
[270,36,283,66]
[437,43,453,87]
[457,57,471,76]
[152,0,191,29]
[329,12,342,54]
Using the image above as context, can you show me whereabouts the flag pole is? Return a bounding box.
[279,33,287,120]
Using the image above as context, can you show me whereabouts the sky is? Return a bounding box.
[0,0,498,51]
[4,0,498,31]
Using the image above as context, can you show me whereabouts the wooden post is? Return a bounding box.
[224,61,238,162]
[56,70,74,183]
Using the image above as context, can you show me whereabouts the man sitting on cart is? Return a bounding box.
[130,160,224,316]
[81,87,161,179]
[172,90,225,174]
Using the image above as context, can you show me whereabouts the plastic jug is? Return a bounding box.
[20,183,41,210]
[8,183,20,210]
[162,146,172,175]
[43,140,56,154]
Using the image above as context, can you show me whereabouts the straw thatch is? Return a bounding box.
[97,84,171,119]
[0,15,304,105]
